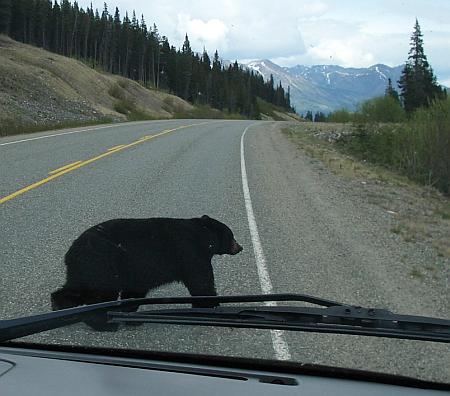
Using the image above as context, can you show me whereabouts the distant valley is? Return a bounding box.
[244,59,403,114]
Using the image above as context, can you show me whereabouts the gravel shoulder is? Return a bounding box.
[245,121,449,382]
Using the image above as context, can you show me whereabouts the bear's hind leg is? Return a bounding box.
[81,290,121,331]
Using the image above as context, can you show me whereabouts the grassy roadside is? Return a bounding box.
[173,104,246,120]
[324,97,450,195]
[0,99,301,137]
[0,106,242,138]
[283,123,450,260]
[0,117,115,137]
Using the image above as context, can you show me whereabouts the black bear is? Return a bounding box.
[51,215,243,330]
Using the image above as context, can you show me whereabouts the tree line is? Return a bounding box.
[303,19,446,122]
[0,0,294,117]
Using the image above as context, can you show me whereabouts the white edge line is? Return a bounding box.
[0,124,123,146]
[0,119,182,147]
[240,123,291,361]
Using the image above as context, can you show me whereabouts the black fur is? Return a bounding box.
[51,215,242,330]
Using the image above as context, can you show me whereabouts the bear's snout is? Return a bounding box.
[230,239,243,255]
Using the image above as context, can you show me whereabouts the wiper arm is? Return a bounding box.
[0,294,342,342]
[0,294,448,343]
[109,305,450,343]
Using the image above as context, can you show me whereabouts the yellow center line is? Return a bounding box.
[107,144,125,151]
[49,161,83,175]
[0,122,210,205]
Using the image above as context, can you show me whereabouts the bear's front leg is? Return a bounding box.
[182,262,218,308]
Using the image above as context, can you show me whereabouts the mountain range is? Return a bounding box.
[244,59,403,115]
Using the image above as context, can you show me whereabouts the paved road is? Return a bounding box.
[0,120,448,382]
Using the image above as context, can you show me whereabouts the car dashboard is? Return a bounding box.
[0,345,447,395]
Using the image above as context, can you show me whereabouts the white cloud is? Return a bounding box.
[308,39,374,67]
[75,0,449,75]
[176,14,229,53]
[297,0,328,18]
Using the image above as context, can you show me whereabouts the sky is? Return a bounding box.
[76,0,450,85]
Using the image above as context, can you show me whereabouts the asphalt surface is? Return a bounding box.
[0,120,448,383]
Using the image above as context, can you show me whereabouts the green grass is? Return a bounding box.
[257,98,290,120]
[435,203,450,220]
[410,268,424,279]
[174,104,246,120]
[109,83,158,121]
[0,117,113,137]
[326,109,354,123]
[391,225,401,234]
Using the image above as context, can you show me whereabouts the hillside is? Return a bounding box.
[245,59,403,114]
[0,35,193,132]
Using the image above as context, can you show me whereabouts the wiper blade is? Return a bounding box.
[0,294,448,343]
[109,305,450,343]
[0,294,342,342]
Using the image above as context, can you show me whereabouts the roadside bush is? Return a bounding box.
[108,82,155,121]
[355,96,405,123]
[174,105,246,120]
[327,109,353,123]
[113,98,135,115]
[108,84,126,101]
[338,97,450,194]
[410,98,450,194]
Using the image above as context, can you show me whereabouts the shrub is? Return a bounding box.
[327,109,353,123]
[355,96,406,123]
[338,97,450,194]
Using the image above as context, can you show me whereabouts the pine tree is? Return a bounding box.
[79,6,91,59]
[181,33,191,54]
[10,0,26,42]
[3,0,293,118]
[0,0,12,34]
[305,110,313,121]
[398,19,444,112]
[385,78,399,102]
[179,34,193,100]
[314,112,326,122]
[49,0,61,53]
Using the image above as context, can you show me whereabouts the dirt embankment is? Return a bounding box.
[0,35,192,128]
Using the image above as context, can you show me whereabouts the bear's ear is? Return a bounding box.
[201,215,210,220]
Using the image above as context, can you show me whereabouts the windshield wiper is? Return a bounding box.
[0,294,448,343]
[110,304,450,343]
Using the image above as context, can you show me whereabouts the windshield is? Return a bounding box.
[0,0,449,385]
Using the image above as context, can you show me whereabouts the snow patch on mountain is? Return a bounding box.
[243,59,403,114]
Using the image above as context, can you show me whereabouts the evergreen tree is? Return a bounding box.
[34,0,52,49]
[385,78,399,102]
[314,111,326,122]
[305,110,313,121]
[120,12,131,76]
[0,0,12,34]
[79,6,91,59]
[10,0,26,42]
[179,34,193,100]
[49,0,61,53]
[398,19,445,112]
[3,0,294,118]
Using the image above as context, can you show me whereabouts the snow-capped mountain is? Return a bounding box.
[245,59,403,114]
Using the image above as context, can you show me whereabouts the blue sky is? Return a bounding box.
[76,0,450,85]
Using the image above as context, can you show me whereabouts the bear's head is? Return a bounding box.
[200,215,243,256]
